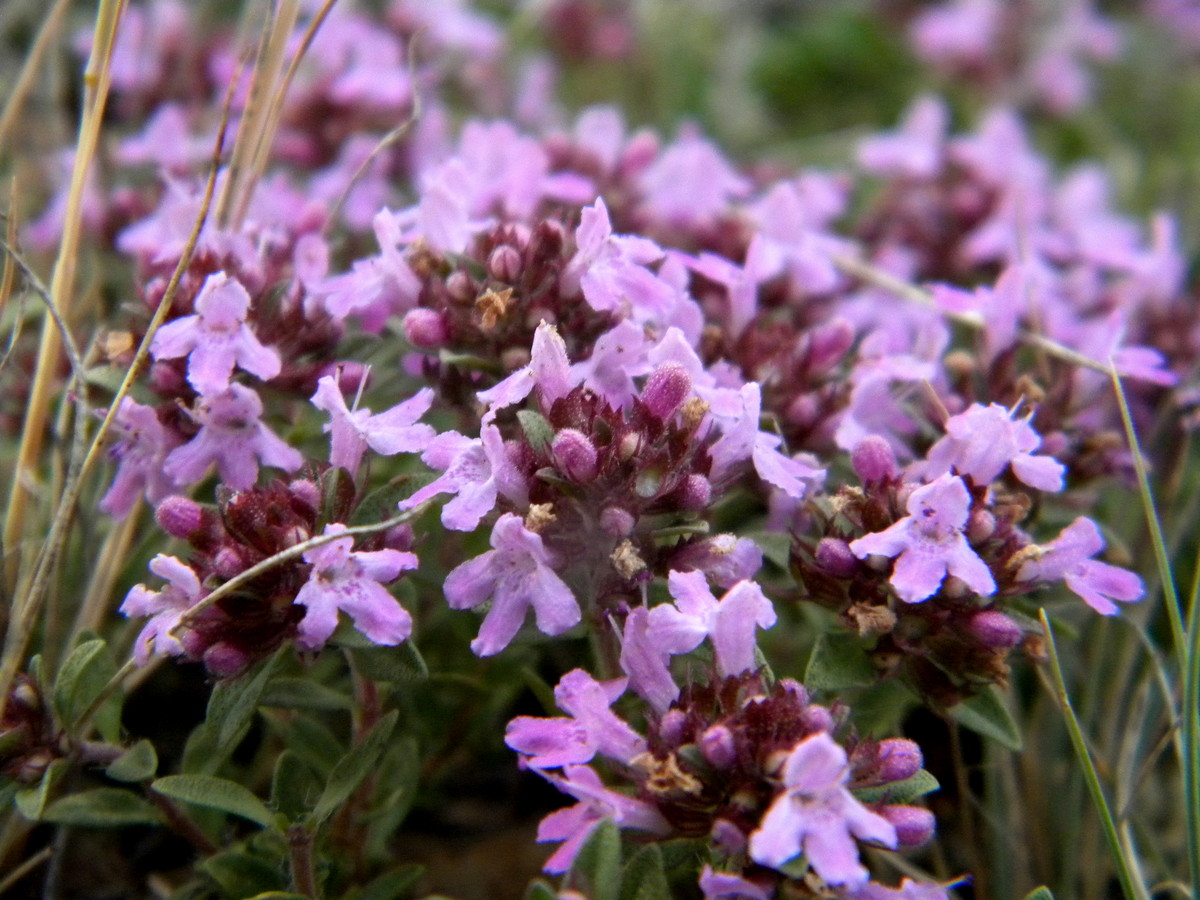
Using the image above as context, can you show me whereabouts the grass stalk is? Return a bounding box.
[2,0,123,590]
[0,0,74,158]
[1040,610,1150,900]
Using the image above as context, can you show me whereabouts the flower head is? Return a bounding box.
[1018,517,1144,615]
[311,376,435,477]
[120,555,203,666]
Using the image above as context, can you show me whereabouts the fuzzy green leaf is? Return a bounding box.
[260,678,353,711]
[42,788,162,827]
[152,774,279,829]
[14,759,68,821]
[950,686,1023,751]
[53,637,120,739]
[199,849,287,898]
[346,641,429,683]
[568,817,622,900]
[804,631,875,691]
[312,710,399,825]
[517,410,555,455]
[344,864,425,900]
[853,768,939,804]
[271,751,320,823]
[206,647,286,747]
[620,845,670,900]
[106,739,159,782]
[1024,889,1056,900]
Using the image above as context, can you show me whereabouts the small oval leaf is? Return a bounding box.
[152,774,278,829]
[42,788,163,827]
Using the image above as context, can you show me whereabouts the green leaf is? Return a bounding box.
[344,864,424,900]
[804,631,876,691]
[364,738,421,857]
[14,759,68,820]
[53,637,119,738]
[206,647,286,746]
[271,751,319,823]
[349,474,438,528]
[1024,889,1056,900]
[106,739,159,782]
[152,775,279,829]
[260,678,352,711]
[749,530,792,571]
[853,768,939,804]
[950,686,1023,751]
[517,410,555,455]
[42,788,162,827]
[312,710,399,825]
[272,714,345,776]
[568,817,622,900]
[620,845,669,900]
[524,881,557,900]
[346,641,428,683]
[246,894,310,900]
[199,848,287,898]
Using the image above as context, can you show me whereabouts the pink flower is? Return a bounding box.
[849,474,995,604]
[443,514,579,656]
[99,398,182,519]
[120,555,203,666]
[151,272,281,396]
[294,524,417,650]
[749,732,897,886]
[921,403,1064,491]
[1017,517,1144,615]
[311,376,435,477]
[163,384,303,489]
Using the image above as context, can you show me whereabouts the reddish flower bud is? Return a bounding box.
[403,309,449,349]
[800,704,833,733]
[487,245,523,282]
[876,738,923,782]
[711,818,747,854]
[600,506,636,537]
[213,547,247,579]
[288,479,321,516]
[968,508,996,543]
[642,363,692,421]
[446,271,476,303]
[807,319,855,372]
[881,805,936,846]
[156,496,205,538]
[658,709,688,745]
[335,362,369,396]
[675,474,712,511]
[967,610,1024,649]
[701,724,737,768]
[551,429,599,482]
[852,436,898,484]
[203,643,250,678]
[815,537,859,577]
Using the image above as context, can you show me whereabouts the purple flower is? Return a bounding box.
[921,403,1064,491]
[647,571,777,677]
[857,95,948,180]
[401,425,528,531]
[848,879,952,900]
[563,197,678,319]
[1017,517,1144,615]
[698,867,772,900]
[638,128,750,228]
[151,272,281,396]
[477,321,578,420]
[311,376,435,477]
[849,474,995,604]
[99,398,182,519]
[443,513,580,656]
[679,235,777,336]
[163,384,303,490]
[748,732,897,886]
[294,524,417,650]
[536,764,670,874]
[120,555,203,666]
[505,669,646,769]
[619,607,680,714]
[710,383,824,499]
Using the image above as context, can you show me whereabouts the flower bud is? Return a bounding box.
[155,496,205,538]
[204,643,251,679]
[214,547,247,579]
[403,309,448,349]
[382,523,415,552]
[658,709,688,745]
[700,725,737,769]
[852,436,898,484]
[807,319,855,372]
[288,479,321,515]
[800,704,833,734]
[967,610,1024,649]
[968,508,996,543]
[711,819,747,854]
[876,738,923,782]
[641,363,692,421]
[551,429,599,482]
[785,394,819,430]
[675,474,712,511]
[815,537,858,577]
[335,362,369,396]
[487,245,523,283]
[881,805,936,846]
[600,507,636,537]
[446,271,476,303]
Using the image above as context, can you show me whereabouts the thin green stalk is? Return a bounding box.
[1183,549,1200,899]
[1040,610,1150,900]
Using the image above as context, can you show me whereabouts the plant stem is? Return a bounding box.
[1040,610,1150,900]
[288,824,320,899]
